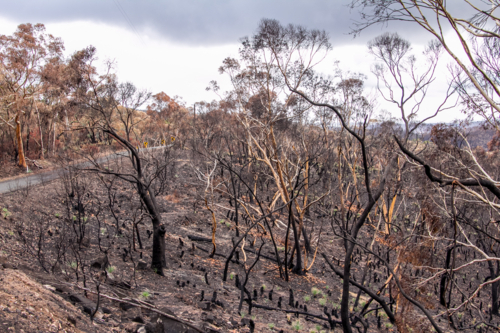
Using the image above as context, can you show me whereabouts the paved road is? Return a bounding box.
[0,147,166,194]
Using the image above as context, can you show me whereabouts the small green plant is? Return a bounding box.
[261,284,266,291]
[311,287,321,297]
[240,311,246,318]
[69,261,77,269]
[2,208,11,218]
[72,215,76,221]
[385,323,393,329]
[268,323,275,330]
[276,286,281,291]
[140,291,151,299]
[153,268,158,274]
[304,295,311,302]
[230,272,235,280]
[318,298,327,306]
[83,216,88,222]
[106,266,116,274]
[325,285,330,290]
[7,230,14,236]
[100,228,106,235]
[55,213,60,218]
[315,325,322,332]
[277,246,285,252]
[225,221,231,228]
[292,320,302,331]
[219,219,225,224]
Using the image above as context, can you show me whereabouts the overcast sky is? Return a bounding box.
[0,0,469,122]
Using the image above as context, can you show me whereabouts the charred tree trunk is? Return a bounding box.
[137,182,166,275]
[488,261,500,316]
[440,246,454,307]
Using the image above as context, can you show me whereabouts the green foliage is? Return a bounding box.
[292,320,302,331]
[304,295,311,302]
[230,272,235,280]
[106,266,116,273]
[141,291,151,298]
[318,298,327,306]
[2,208,11,218]
[69,261,77,269]
[268,322,275,330]
[311,287,321,296]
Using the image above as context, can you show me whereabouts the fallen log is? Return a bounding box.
[188,235,213,242]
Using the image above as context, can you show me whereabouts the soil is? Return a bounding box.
[0,152,490,333]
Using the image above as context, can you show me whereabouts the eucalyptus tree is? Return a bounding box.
[215,24,329,276]
[69,46,173,275]
[0,23,64,167]
[353,1,500,326]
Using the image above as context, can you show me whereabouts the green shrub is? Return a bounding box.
[2,208,11,218]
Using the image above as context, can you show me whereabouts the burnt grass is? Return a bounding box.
[0,151,496,333]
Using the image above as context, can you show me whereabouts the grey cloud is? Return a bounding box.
[1,0,464,46]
